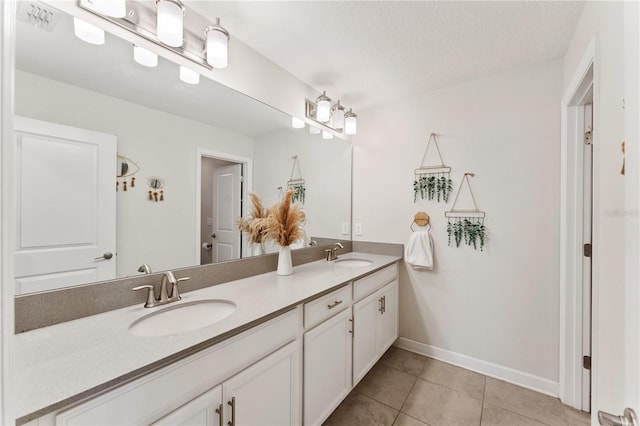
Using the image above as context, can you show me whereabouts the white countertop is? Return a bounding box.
[14,252,400,423]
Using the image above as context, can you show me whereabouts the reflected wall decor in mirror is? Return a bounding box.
[13,0,352,295]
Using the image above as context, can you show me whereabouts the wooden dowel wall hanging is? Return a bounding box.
[445,173,487,251]
[287,155,306,204]
[414,133,453,203]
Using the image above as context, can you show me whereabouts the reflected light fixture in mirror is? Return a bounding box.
[93,0,126,18]
[156,0,185,47]
[133,45,158,67]
[179,66,200,84]
[344,109,357,135]
[309,125,321,135]
[292,117,305,129]
[322,130,333,139]
[73,17,105,45]
[205,18,230,69]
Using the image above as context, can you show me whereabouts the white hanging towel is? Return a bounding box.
[405,225,434,270]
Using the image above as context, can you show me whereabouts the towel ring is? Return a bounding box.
[410,212,430,231]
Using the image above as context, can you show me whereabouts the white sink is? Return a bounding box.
[334,258,373,267]
[129,299,236,337]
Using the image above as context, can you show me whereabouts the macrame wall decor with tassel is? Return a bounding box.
[414,133,453,203]
[147,177,165,202]
[116,154,139,192]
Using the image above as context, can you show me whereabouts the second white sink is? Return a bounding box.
[129,299,236,337]
[334,258,373,267]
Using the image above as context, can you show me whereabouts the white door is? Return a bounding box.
[378,280,399,354]
[582,103,593,412]
[304,308,353,426]
[213,163,242,263]
[222,341,301,426]
[13,117,116,295]
[353,289,381,385]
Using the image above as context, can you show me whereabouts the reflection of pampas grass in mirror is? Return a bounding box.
[237,193,268,244]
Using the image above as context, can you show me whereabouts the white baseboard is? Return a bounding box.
[394,337,560,397]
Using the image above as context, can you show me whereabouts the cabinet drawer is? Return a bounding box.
[353,264,398,301]
[304,285,352,329]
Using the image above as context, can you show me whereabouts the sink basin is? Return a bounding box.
[129,299,236,337]
[334,258,373,267]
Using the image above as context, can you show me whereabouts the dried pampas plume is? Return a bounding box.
[263,189,305,247]
[237,193,268,244]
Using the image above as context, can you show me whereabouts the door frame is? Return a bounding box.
[559,37,596,411]
[195,149,252,264]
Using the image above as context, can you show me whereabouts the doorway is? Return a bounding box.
[196,150,251,265]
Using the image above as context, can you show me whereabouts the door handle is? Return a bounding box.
[227,397,236,426]
[599,408,638,426]
[215,403,223,426]
[94,252,113,260]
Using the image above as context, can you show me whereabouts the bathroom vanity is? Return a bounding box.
[15,253,400,425]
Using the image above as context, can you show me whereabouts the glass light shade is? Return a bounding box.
[322,130,333,140]
[309,126,321,135]
[344,110,357,135]
[93,0,126,18]
[315,91,331,123]
[179,66,200,84]
[206,26,229,69]
[332,104,345,130]
[133,45,158,67]
[156,0,184,47]
[73,17,105,45]
[292,117,305,129]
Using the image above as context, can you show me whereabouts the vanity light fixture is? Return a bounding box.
[133,45,158,67]
[73,17,105,45]
[292,117,305,129]
[344,109,357,135]
[93,0,126,18]
[315,91,332,123]
[156,0,185,47]
[205,18,230,69]
[179,65,200,84]
[331,101,345,131]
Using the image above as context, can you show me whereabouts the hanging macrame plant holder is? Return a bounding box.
[445,173,487,251]
[414,133,452,203]
[287,155,306,204]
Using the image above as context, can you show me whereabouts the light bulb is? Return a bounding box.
[309,126,321,135]
[179,66,200,84]
[73,17,105,45]
[205,19,229,69]
[332,101,345,130]
[133,45,158,67]
[315,91,331,123]
[322,131,333,140]
[156,0,184,47]
[292,117,305,129]
[93,0,126,18]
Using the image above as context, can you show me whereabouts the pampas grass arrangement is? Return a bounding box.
[262,189,306,247]
[238,193,268,244]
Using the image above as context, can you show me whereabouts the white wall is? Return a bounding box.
[562,1,628,414]
[353,60,563,393]
[15,71,254,278]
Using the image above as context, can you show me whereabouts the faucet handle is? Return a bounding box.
[169,277,190,301]
[132,285,157,308]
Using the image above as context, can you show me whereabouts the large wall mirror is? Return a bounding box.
[13,1,352,295]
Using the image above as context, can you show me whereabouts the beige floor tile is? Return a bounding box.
[563,405,591,426]
[484,378,567,426]
[323,391,398,426]
[355,363,418,409]
[394,413,431,426]
[419,357,486,399]
[381,347,429,377]
[481,403,549,426]
[402,378,483,426]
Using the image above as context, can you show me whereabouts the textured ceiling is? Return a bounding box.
[187,1,585,111]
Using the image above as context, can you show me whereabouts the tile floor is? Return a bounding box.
[323,347,592,426]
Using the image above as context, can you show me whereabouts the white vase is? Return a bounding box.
[251,243,265,256]
[277,245,293,276]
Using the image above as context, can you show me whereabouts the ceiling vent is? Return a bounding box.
[17,1,61,32]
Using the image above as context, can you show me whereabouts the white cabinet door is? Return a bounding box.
[153,385,222,426]
[303,308,352,426]
[222,341,301,426]
[353,280,399,385]
[353,288,381,385]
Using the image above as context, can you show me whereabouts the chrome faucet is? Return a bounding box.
[132,271,190,308]
[137,264,152,274]
[325,242,344,261]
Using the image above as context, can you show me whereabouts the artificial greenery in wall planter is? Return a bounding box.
[413,133,452,203]
[445,173,487,251]
[287,155,306,204]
